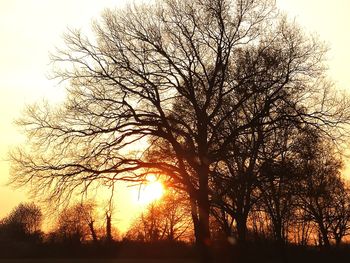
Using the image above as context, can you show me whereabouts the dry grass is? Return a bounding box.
[0,259,197,263]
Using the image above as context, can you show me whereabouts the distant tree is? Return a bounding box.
[328,185,350,246]
[255,123,303,246]
[288,208,314,246]
[126,192,192,242]
[53,202,99,243]
[210,122,263,245]
[158,192,193,241]
[248,209,271,242]
[0,202,43,241]
[105,209,113,243]
[127,203,163,242]
[294,132,344,249]
[210,119,300,245]
[258,160,297,245]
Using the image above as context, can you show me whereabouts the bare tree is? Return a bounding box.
[125,191,192,242]
[328,185,350,246]
[10,0,350,261]
[258,160,296,245]
[78,202,99,243]
[289,208,314,246]
[105,209,113,243]
[294,131,344,249]
[248,209,271,242]
[126,203,163,242]
[53,202,99,243]
[254,122,303,246]
[1,202,42,240]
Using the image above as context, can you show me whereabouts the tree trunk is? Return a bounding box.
[88,221,98,243]
[197,195,211,263]
[318,225,330,249]
[106,212,112,243]
[193,163,212,263]
[273,219,285,247]
[236,215,247,245]
[273,219,288,263]
[233,214,249,263]
[335,236,342,247]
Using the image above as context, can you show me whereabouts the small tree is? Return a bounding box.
[328,186,350,246]
[0,202,43,241]
[53,202,99,244]
[125,192,192,242]
[294,132,344,249]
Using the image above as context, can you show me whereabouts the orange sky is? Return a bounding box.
[0,0,350,232]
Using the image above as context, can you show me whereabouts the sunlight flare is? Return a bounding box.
[133,175,165,205]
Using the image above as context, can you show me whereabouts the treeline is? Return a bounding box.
[0,194,191,246]
[0,202,112,245]
[3,132,350,250]
[4,136,350,260]
[1,163,350,262]
[0,199,195,259]
[2,133,350,249]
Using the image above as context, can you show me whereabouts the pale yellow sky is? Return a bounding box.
[0,0,350,231]
[0,0,139,232]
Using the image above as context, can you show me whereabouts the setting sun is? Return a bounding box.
[132,175,165,205]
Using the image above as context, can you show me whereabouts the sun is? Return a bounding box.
[133,175,165,205]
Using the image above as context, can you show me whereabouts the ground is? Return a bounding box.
[0,259,197,263]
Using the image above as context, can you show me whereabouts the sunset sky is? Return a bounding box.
[0,0,350,232]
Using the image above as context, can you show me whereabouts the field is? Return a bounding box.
[0,260,197,263]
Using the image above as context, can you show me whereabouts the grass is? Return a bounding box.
[0,259,197,263]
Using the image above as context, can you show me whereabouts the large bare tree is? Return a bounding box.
[10,0,350,261]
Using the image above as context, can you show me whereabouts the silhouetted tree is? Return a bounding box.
[259,160,296,245]
[289,208,314,246]
[328,185,350,246]
[53,202,99,244]
[0,202,43,242]
[255,122,303,246]
[248,209,271,242]
[105,210,113,243]
[294,132,344,249]
[126,192,192,242]
[127,203,163,242]
[10,0,350,261]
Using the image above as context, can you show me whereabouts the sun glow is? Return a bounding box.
[132,175,165,205]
